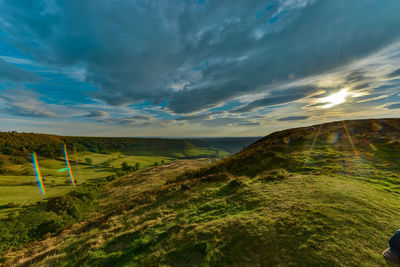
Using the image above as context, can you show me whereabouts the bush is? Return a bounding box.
[85,157,93,166]
[121,162,130,171]
[115,169,127,177]
[100,160,111,168]
[28,211,65,238]
[121,162,136,172]
[46,195,85,220]
[106,174,117,182]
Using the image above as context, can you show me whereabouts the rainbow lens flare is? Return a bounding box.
[63,144,76,187]
[31,152,46,195]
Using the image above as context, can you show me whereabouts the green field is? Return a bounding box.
[0,151,174,217]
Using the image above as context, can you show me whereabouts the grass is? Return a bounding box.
[4,158,400,266]
[2,118,400,266]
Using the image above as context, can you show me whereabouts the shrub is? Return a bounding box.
[100,160,111,168]
[121,162,130,171]
[106,174,117,182]
[46,195,84,220]
[115,169,126,177]
[85,157,93,166]
[28,211,65,238]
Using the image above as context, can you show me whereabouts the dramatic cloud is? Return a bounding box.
[2,0,400,114]
[1,0,400,136]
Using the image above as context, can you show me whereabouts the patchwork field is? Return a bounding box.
[0,152,174,217]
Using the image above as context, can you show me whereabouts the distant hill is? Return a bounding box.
[3,118,400,266]
[0,132,258,159]
[197,137,261,154]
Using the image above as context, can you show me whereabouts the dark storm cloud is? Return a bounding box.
[0,58,38,82]
[2,0,400,114]
[278,116,310,121]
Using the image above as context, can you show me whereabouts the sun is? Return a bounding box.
[318,88,349,108]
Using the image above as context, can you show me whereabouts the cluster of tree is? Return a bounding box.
[0,186,99,255]
[121,162,140,172]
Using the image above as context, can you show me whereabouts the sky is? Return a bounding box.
[0,0,400,137]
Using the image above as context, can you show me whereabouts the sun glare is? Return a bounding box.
[318,88,349,108]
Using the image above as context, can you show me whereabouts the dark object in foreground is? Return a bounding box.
[383,230,400,264]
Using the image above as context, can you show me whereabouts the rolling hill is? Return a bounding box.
[2,118,400,266]
[0,132,258,159]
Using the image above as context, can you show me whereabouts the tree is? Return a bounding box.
[100,160,111,168]
[121,162,130,171]
[135,162,140,170]
[154,162,159,166]
[161,160,165,164]
[84,157,93,166]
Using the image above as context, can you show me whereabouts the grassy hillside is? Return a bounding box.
[0,133,253,218]
[2,118,400,266]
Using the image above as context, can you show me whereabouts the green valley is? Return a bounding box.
[1,118,399,266]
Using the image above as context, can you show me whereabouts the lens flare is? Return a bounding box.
[31,152,46,195]
[342,121,359,156]
[63,144,76,187]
